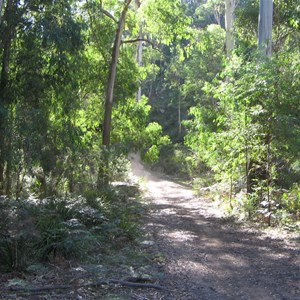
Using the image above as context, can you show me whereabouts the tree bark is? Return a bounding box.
[258,0,273,57]
[225,0,235,57]
[136,28,143,102]
[102,0,132,146]
[0,0,16,194]
[0,0,15,93]
[0,0,5,24]
[135,0,143,103]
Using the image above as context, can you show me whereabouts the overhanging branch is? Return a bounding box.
[121,38,159,50]
[100,8,118,23]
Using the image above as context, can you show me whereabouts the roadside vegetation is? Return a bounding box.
[0,0,300,297]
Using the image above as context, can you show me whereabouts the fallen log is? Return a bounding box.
[4,278,164,294]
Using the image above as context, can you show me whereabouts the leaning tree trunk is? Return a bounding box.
[102,0,132,147]
[99,0,132,187]
[258,0,273,57]
[225,0,235,57]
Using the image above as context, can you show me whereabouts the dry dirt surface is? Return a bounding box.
[130,154,300,300]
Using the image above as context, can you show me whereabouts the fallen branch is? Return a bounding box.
[4,278,164,294]
[105,279,164,290]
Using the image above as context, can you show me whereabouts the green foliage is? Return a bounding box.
[0,182,142,272]
[1,0,162,197]
[282,185,300,216]
[195,0,225,27]
[153,143,201,178]
[0,195,101,271]
[140,122,171,163]
[111,97,150,145]
[0,0,92,197]
[0,0,299,254]
[234,0,259,53]
[235,0,300,57]
[144,145,159,163]
[186,51,300,189]
[141,0,192,45]
[145,23,225,143]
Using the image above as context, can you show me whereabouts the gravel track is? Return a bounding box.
[130,154,300,300]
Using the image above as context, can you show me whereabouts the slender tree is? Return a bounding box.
[102,0,133,146]
[225,0,235,57]
[0,0,17,193]
[0,0,4,23]
[135,0,143,103]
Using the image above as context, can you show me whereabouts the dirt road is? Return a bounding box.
[130,154,300,300]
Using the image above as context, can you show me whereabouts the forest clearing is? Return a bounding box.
[0,0,300,299]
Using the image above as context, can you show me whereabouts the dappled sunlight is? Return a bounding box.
[163,230,198,243]
[1,1,299,299]
[156,207,177,215]
[131,154,300,299]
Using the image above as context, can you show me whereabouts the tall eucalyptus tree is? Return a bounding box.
[102,0,133,147]
[0,0,19,193]
[225,0,235,57]
[258,0,273,57]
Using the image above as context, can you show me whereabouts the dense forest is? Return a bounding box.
[0,0,299,278]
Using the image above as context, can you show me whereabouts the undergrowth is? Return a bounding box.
[148,143,205,180]
[193,174,300,232]
[0,184,142,273]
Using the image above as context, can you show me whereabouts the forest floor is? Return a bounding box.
[1,155,300,299]
[127,153,300,300]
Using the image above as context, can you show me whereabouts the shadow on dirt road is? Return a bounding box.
[130,154,300,300]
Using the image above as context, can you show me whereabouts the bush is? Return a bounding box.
[153,143,202,178]
[0,187,142,272]
[281,185,300,216]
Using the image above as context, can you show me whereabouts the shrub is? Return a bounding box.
[154,143,202,178]
[0,185,143,272]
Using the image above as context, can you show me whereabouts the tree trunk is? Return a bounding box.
[0,0,4,24]
[102,0,132,147]
[245,0,273,197]
[136,27,143,102]
[135,0,142,103]
[0,0,15,92]
[178,98,182,136]
[258,0,273,57]
[225,0,235,57]
[0,0,16,194]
